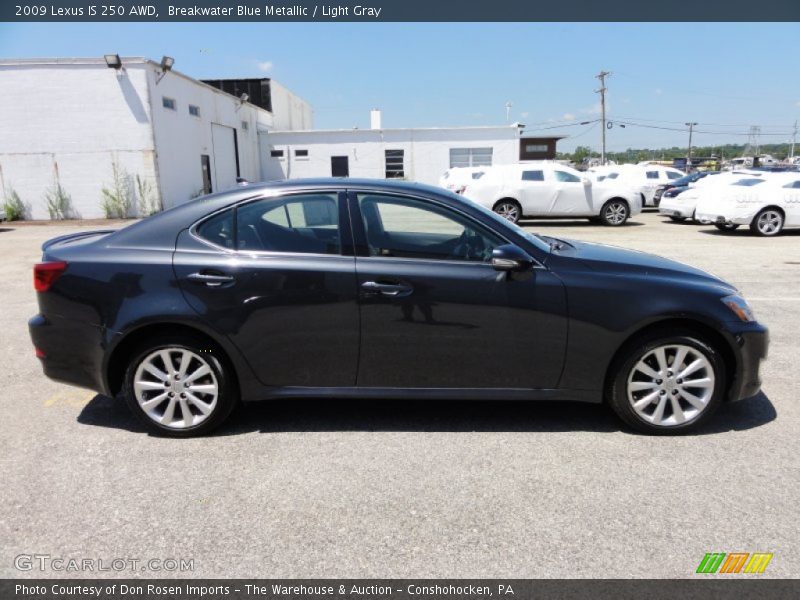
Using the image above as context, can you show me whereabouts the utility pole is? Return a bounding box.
[791,120,798,160]
[595,71,611,164]
[685,122,698,170]
[505,101,513,124]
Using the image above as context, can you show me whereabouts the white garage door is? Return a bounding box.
[211,123,238,192]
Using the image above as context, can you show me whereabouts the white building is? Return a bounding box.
[259,112,561,185]
[0,57,311,219]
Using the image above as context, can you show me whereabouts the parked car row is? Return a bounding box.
[659,170,800,236]
[440,162,642,226]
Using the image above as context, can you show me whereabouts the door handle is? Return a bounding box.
[187,271,236,287]
[361,281,413,297]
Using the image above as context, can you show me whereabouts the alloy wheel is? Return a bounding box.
[626,344,715,427]
[756,210,783,235]
[604,202,628,225]
[494,202,520,222]
[133,348,219,429]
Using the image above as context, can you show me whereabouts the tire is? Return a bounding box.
[668,216,687,222]
[607,330,726,435]
[750,207,784,236]
[123,334,238,437]
[493,199,522,224]
[599,199,629,226]
[714,222,740,232]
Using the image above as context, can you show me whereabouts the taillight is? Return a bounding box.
[34,347,46,359]
[34,261,68,292]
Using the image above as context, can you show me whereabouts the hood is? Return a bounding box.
[555,239,735,292]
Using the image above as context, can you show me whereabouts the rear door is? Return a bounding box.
[348,189,568,389]
[173,190,360,387]
[518,168,555,215]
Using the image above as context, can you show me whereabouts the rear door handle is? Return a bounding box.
[361,281,413,297]
[187,271,236,287]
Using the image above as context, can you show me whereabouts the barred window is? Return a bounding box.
[385,149,405,179]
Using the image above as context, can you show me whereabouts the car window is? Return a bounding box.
[783,180,800,189]
[522,170,544,181]
[236,193,340,254]
[646,171,660,179]
[606,172,619,179]
[732,179,765,187]
[196,209,234,249]
[666,171,682,180]
[554,170,581,183]
[357,194,503,263]
[472,171,485,179]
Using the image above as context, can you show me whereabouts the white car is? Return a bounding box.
[658,171,758,221]
[459,162,641,226]
[438,167,488,194]
[694,173,800,236]
[589,164,685,207]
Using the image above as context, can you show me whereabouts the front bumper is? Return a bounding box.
[695,211,754,226]
[725,323,769,402]
[658,202,694,219]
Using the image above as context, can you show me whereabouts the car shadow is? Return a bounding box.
[699,227,800,237]
[0,227,13,233]
[77,391,776,437]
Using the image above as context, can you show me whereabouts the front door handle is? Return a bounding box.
[187,271,236,287]
[361,281,413,297]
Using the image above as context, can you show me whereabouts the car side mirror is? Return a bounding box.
[582,177,591,186]
[491,244,535,272]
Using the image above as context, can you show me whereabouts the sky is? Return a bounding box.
[1,22,799,153]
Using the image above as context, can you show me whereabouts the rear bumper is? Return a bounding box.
[695,211,755,226]
[29,314,108,394]
[726,323,769,402]
[658,203,694,219]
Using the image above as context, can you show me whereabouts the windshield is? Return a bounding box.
[454,193,551,252]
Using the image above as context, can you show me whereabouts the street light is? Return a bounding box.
[155,56,175,84]
[103,54,122,69]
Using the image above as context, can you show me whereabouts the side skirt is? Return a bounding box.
[243,387,601,403]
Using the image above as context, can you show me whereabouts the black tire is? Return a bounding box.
[123,333,238,437]
[606,330,726,435]
[749,207,784,236]
[492,199,522,224]
[668,216,686,222]
[714,222,740,232]
[599,199,629,226]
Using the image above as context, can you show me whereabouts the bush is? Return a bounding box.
[45,183,74,220]
[101,160,134,219]
[136,174,161,216]
[3,187,27,221]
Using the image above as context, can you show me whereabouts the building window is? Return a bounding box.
[188,104,200,117]
[162,97,176,111]
[295,149,309,158]
[525,144,548,153]
[270,150,284,158]
[385,149,405,179]
[241,121,249,131]
[449,147,493,169]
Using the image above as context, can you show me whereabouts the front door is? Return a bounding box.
[173,191,360,387]
[348,191,567,389]
[551,169,592,214]
[331,156,349,177]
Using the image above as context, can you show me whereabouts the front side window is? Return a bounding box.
[666,171,682,180]
[357,194,502,263]
[236,193,340,254]
[522,170,544,182]
[782,180,800,189]
[554,170,581,183]
[606,172,619,179]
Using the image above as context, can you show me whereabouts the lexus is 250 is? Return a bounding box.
[30,179,768,436]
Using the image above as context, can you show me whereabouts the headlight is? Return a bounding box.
[722,294,755,322]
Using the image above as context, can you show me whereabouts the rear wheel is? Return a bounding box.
[607,331,725,434]
[714,222,740,232]
[493,199,522,224]
[750,208,784,236]
[599,199,629,226]
[123,334,238,437]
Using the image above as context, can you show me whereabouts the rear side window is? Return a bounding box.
[783,180,800,189]
[606,173,619,179]
[522,170,544,181]
[666,171,682,180]
[646,171,660,179]
[196,209,234,249]
[236,194,340,254]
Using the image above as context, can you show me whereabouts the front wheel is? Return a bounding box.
[750,208,784,236]
[123,334,238,437]
[492,199,522,224]
[714,222,740,232]
[607,331,726,434]
[599,199,629,226]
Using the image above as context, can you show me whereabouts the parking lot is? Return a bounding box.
[1,211,798,578]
